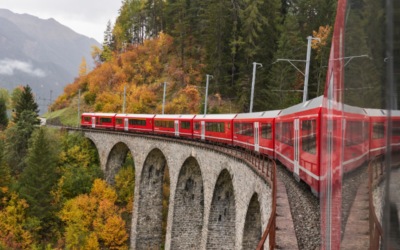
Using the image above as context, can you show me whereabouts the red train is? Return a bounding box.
[81,98,400,197]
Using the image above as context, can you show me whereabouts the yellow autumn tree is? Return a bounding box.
[78,56,90,77]
[60,179,128,250]
[312,25,332,55]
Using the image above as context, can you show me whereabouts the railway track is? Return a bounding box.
[276,163,321,250]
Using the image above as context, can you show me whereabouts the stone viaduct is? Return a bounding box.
[70,129,273,250]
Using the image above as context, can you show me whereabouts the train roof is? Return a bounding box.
[279,96,323,117]
[116,114,156,118]
[343,104,368,116]
[154,114,196,119]
[363,109,386,117]
[82,113,117,116]
[234,110,281,119]
[364,109,400,117]
[194,114,237,120]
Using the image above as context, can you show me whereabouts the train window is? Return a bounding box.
[301,120,317,155]
[194,122,200,130]
[261,123,272,139]
[100,117,112,124]
[116,118,123,125]
[393,121,400,136]
[129,119,146,126]
[206,122,225,133]
[228,123,230,130]
[84,117,91,122]
[276,122,293,146]
[345,121,365,146]
[372,122,385,139]
[234,123,254,137]
[181,121,191,129]
[155,120,174,128]
[364,121,370,141]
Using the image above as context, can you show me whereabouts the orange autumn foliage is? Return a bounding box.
[53,33,203,115]
[60,179,128,250]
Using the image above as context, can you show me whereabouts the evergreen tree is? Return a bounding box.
[14,85,39,125]
[267,12,306,109]
[0,97,8,130]
[0,137,11,204]
[5,110,38,173]
[19,128,58,230]
[103,20,113,48]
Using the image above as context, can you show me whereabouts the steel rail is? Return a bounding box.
[51,124,278,249]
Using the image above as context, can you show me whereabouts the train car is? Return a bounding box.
[364,109,386,159]
[342,105,370,173]
[390,110,400,152]
[81,113,117,130]
[275,96,322,196]
[233,110,281,158]
[114,114,155,133]
[193,114,237,145]
[153,114,196,138]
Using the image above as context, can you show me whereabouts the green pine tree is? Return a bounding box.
[0,137,11,204]
[0,97,8,130]
[5,110,38,173]
[19,128,58,230]
[14,85,39,125]
[267,12,306,109]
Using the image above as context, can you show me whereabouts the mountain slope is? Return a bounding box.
[0,9,101,115]
[0,8,100,75]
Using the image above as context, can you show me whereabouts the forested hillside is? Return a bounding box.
[0,86,139,249]
[53,0,337,115]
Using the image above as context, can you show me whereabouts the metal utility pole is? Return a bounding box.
[162,82,169,114]
[204,75,213,115]
[77,89,81,127]
[123,86,126,114]
[49,90,52,118]
[250,62,262,113]
[275,36,320,103]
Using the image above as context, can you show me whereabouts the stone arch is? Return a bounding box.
[206,169,236,249]
[171,157,204,249]
[242,193,262,250]
[105,142,131,185]
[136,148,168,250]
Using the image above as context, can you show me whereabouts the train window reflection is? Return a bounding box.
[261,123,272,139]
[234,123,254,137]
[392,121,400,136]
[277,122,293,146]
[345,121,367,147]
[302,120,317,155]
[373,122,385,139]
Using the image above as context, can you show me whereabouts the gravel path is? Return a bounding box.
[340,162,368,240]
[277,164,320,250]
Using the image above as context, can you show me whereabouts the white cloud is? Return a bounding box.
[0,59,46,77]
[0,0,121,42]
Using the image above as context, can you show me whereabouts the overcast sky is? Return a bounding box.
[0,0,122,43]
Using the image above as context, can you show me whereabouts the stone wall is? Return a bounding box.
[80,130,272,250]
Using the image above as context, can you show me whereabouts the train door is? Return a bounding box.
[125,118,128,131]
[92,117,95,128]
[201,121,205,140]
[294,118,300,180]
[175,120,179,136]
[254,122,259,152]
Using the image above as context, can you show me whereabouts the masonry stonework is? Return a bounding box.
[242,193,262,250]
[170,157,204,249]
[81,130,272,250]
[206,169,236,249]
[136,149,167,249]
